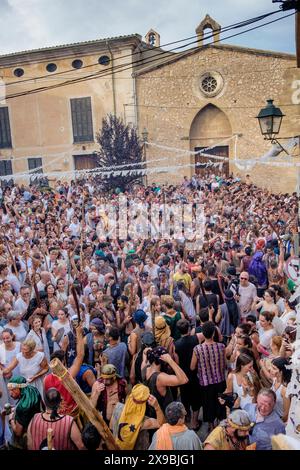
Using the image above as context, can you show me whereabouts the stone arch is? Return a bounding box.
[145,29,160,47]
[189,104,232,175]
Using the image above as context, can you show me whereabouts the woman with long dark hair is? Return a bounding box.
[255,311,276,356]
[45,283,57,306]
[252,289,279,317]
[223,353,260,409]
[269,357,291,422]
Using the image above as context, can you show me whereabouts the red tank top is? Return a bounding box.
[29,413,76,450]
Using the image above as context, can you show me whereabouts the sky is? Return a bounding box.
[0,0,296,56]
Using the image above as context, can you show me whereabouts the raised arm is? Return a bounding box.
[142,395,165,430]
[157,353,188,387]
[190,350,198,371]
[278,240,285,275]
[251,298,263,312]
[3,357,18,376]
[127,331,137,357]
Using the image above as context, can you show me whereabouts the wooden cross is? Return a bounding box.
[49,358,120,450]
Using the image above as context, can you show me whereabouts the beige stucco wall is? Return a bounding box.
[136,45,299,193]
[0,41,138,184]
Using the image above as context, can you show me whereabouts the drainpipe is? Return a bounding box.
[106,40,117,116]
[132,73,139,129]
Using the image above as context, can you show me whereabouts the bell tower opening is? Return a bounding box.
[145,29,161,48]
[196,14,221,47]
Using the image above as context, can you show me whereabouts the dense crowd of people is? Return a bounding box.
[0,172,298,451]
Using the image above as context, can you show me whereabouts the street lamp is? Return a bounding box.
[141,127,149,185]
[256,99,287,152]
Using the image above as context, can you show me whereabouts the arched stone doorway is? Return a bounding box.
[189,104,232,176]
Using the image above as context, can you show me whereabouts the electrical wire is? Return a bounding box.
[1,63,296,83]
[1,9,282,88]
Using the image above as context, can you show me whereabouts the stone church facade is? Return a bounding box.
[135,16,299,194]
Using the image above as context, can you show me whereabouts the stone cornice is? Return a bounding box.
[134,43,296,76]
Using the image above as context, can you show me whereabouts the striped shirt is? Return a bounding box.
[194,342,226,386]
[29,413,76,450]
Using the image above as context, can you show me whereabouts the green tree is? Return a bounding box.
[95,114,144,191]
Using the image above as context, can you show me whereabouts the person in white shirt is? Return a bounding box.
[5,311,28,343]
[238,272,257,320]
[45,248,59,273]
[14,286,31,318]
[83,272,105,298]
[51,308,71,352]
[54,263,72,287]
[278,298,296,327]
[56,278,68,306]
[69,216,81,238]
[7,269,21,295]
[256,311,276,355]
[26,314,50,361]
[66,203,75,222]
[37,271,53,292]
[143,256,160,282]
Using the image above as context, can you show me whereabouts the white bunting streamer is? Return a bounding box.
[1,134,298,183]
[147,135,235,158]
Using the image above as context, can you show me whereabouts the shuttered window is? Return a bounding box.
[0,160,13,187]
[28,157,43,173]
[0,160,12,176]
[0,107,12,148]
[70,97,94,143]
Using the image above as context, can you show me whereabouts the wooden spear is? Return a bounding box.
[71,285,81,323]
[47,428,54,450]
[49,358,120,450]
[0,231,19,280]
[80,203,85,272]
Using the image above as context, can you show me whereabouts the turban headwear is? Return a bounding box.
[115,384,150,450]
[8,376,42,429]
